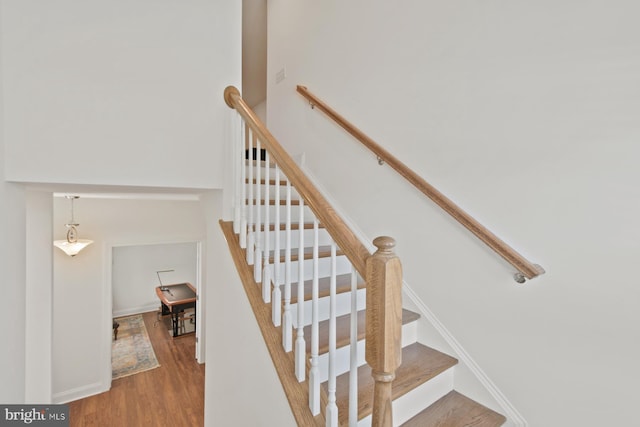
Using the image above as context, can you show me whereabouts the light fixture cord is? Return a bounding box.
[70,197,75,224]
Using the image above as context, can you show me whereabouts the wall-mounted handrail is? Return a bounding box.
[225,86,371,278]
[296,85,545,281]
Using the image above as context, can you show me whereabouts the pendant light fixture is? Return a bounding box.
[53,195,93,257]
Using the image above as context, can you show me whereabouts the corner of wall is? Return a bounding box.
[0,182,27,403]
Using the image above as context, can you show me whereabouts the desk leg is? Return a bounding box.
[161,302,171,316]
[172,312,179,337]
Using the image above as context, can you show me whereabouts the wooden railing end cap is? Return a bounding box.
[531,263,546,277]
[224,85,241,109]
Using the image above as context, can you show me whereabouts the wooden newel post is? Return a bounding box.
[365,236,403,427]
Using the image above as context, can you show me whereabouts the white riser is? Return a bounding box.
[290,288,367,327]
[314,321,418,384]
[256,228,333,251]
[243,164,282,180]
[269,255,353,285]
[247,205,316,223]
[247,164,308,185]
[245,183,301,200]
[357,366,455,427]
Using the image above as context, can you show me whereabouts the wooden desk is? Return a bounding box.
[155,282,196,337]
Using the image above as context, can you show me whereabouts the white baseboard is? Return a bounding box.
[52,381,108,404]
[113,303,159,318]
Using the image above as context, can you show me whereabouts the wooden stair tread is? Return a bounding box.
[244,159,276,168]
[259,222,324,232]
[322,342,458,425]
[290,273,365,304]
[268,246,344,263]
[400,390,506,427]
[306,309,420,355]
[246,178,288,186]
[248,199,302,206]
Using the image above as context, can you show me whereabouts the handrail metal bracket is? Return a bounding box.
[377,156,384,166]
[513,272,526,284]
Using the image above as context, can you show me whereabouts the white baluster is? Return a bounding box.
[246,130,255,265]
[239,123,248,249]
[282,179,293,352]
[272,166,282,326]
[254,137,262,282]
[295,199,306,381]
[262,150,271,303]
[233,112,241,234]
[308,219,320,415]
[325,242,338,426]
[349,266,358,427]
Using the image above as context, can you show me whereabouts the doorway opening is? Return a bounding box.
[110,241,202,372]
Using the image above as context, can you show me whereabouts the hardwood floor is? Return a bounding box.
[69,311,205,426]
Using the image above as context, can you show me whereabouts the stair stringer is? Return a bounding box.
[298,158,526,427]
[218,220,323,426]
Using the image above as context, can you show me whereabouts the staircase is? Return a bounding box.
[222,86,508,426]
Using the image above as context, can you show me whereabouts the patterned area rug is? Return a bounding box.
[112,314,160,380]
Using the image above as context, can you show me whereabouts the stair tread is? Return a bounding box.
[290,273,365,304]
[245,159,276,168]
[259,222,324,232]
[246,178,288,186]
[248,199,302,206]
[400,390,506,427]
[228,216,495,426]
[268,246,344,263]
[322,342,458,425]
[306,309,420,355]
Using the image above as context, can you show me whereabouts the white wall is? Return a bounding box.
[52,197,206,403]
[112,242,198,317]
[0,7,28,398]
[205,203,296,426]
[25,191,53,403]
[267,1,640,425]
[242,0,267,108]
[0,183,27,403]
[1,0,238,189]
[252,99,267,123]
[0,0,241,408]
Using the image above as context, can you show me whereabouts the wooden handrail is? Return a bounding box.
[297,85,545,280]
[224,86,371,278]
[226,86,402,426]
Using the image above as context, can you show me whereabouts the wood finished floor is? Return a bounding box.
[68,311,205,426]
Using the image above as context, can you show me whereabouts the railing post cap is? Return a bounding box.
[224,86,241,108]
[373,236,396,253]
